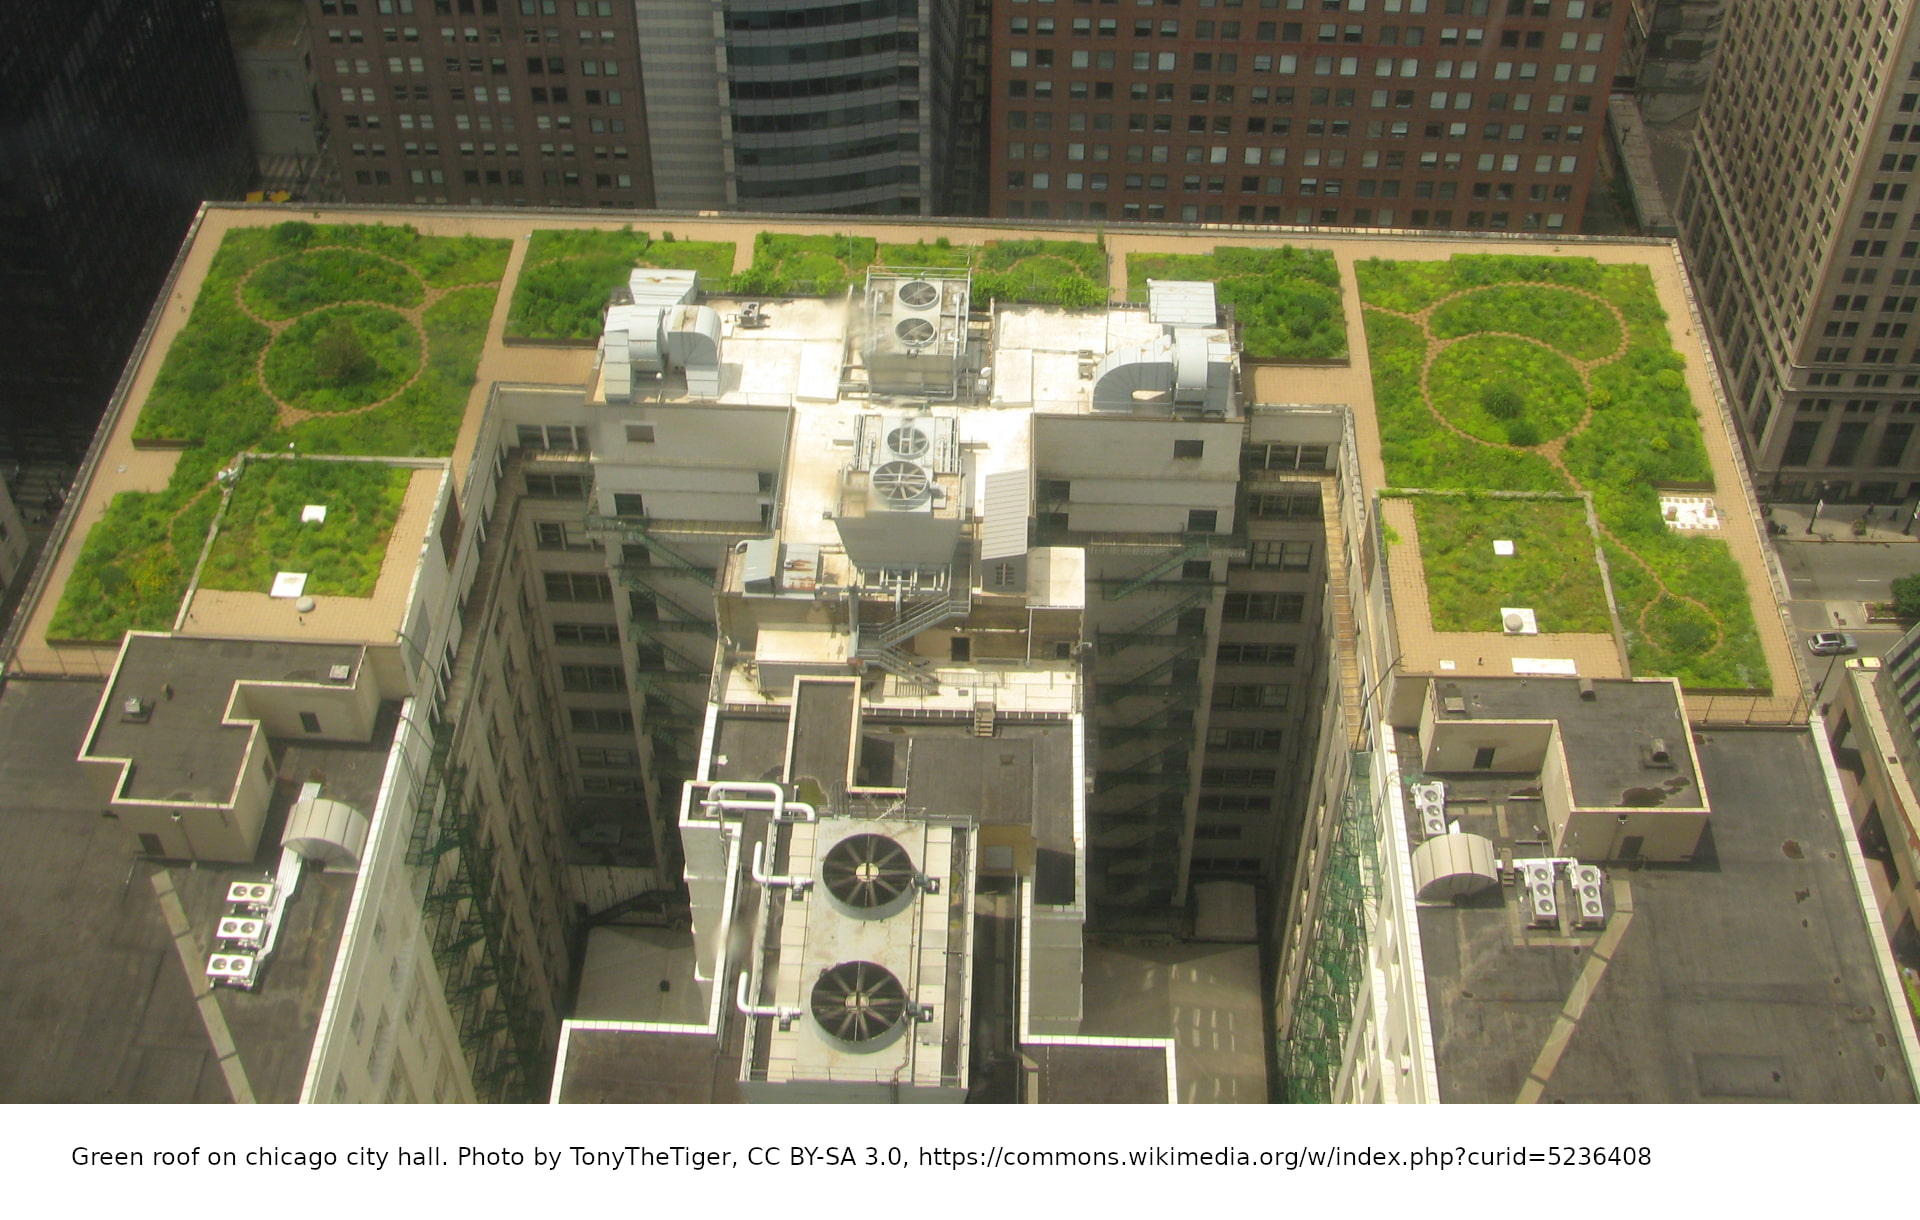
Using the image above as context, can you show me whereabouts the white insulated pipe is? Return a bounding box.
[698,781,817,822]
[751,839,814,893]
[734,972,803,1027]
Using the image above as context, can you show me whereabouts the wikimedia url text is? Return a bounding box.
[67,1145,1653,1174]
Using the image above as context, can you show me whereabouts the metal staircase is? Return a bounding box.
[1092,742,1190,793]
[1096,647,1203,705]
[1097,591,1210,656]
[1105,544,1214,601]
[582,512,718,579]
[617,572,717,637]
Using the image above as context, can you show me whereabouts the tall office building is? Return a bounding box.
[0,0,252,459]
[987,0,1628,230]
[304,1,968,215]
[1680,1,1920,503]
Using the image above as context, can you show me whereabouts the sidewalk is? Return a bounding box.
[1766,503,1920,544]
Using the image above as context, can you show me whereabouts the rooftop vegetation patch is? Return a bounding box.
[242,247,423,320]
[1429,284,1621,362]
[1358,253,1768,691]
[53,221,507,643]
[1407,495,1611,635]
[729,232,879,298]
[263,306,421,412]
[876,239,974,270]
[1427,336,1587,446]
[1126,245,1346,361]
[505,227,737,341]
[199,460,412,598]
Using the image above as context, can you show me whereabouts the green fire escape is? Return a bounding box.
[405,721,547,1103]
[1280,752,1378,1103]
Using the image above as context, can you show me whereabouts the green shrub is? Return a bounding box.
[1483,382,1524,420]
[1505,419,1542,447]
[1893,573,1920,618]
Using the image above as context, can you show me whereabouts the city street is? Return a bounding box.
[1773,530,1920,701]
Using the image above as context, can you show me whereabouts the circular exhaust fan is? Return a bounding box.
[894,316,937,347]
[811,960,908,1043]
[869,460,931,506]
[885,423,930,459]
[897,279,940,308]
[822,833,917,909]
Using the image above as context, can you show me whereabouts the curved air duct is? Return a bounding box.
[1410,831,1500,903]
[281,797,369,871]
[1090,329,1213,411]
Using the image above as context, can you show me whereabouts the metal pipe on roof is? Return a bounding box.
[734,972,803,1030]
[751,839,813,895]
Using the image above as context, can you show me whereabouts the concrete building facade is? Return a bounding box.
[986,0,1629,230]
[1680,1,1920,503]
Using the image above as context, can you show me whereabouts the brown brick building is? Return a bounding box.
[987,0,1628,231]
[308,0,656,210]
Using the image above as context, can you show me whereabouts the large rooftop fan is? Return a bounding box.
[869,460,932,506]
[884,422,930,459]
[810,960,908,1043]
[822,833,917,909]
[897,280,940,309]
[894,316,937,347]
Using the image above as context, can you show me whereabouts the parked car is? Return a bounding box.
[1808,631,1858,656]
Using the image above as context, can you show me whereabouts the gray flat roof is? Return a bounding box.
[555,1028,741,1103]
[1026,1044,1170,1103]
[86,635,365,804]
[0,677,382,1101]
[1418,728,1915,1102]
[1439,677,1699,809]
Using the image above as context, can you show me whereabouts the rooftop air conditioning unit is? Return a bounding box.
[1519,860,1558,927]
[217,916,265,944]
[206,954,257,983]
[1569,864,1607,928]
[1411,780,1447,839]
[226,881,275,906]
[892,279,943,350]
